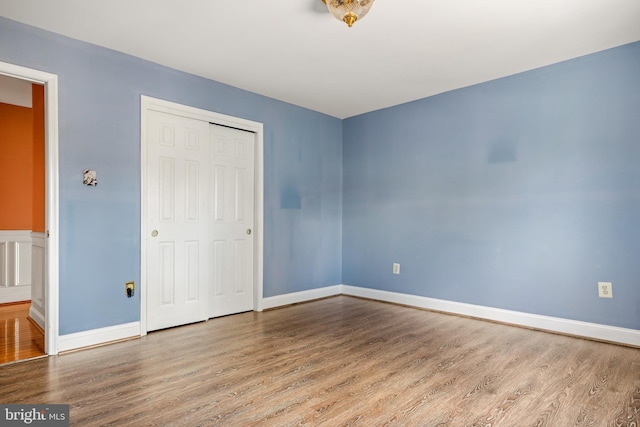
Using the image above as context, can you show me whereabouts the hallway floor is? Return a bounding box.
[0,301,45,365]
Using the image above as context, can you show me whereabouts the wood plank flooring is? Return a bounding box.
[0,301,45,364]
[0,296,639,426]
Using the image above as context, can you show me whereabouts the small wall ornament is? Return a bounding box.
[83,169,98,186]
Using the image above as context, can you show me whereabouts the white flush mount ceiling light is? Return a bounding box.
[322,0,375,27]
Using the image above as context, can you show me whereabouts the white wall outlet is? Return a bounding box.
[598,282,612,298]
[393,263,400,275]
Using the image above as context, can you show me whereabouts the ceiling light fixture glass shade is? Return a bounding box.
[322,0,375,27]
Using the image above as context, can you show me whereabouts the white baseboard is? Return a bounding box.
[341,285,640,347]
[58,322,140,353]
[259,284,640,347]
[29,303,45,330]
[0,286,31,304]
[57,285,640,352]
[261,285,343,310]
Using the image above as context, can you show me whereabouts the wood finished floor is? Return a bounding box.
[0,301,45,365]
[1,296,639,426]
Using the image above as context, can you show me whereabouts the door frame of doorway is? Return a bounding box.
[0,60,60,355]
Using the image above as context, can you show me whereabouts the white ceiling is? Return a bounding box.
[1,0,639,118]
[0,74,33,107]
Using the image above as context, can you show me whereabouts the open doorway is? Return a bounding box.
[0,76,45,363]
[0,61,59,359]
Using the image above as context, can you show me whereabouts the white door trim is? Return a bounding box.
[140,95,264,335]
[0,61,60,355]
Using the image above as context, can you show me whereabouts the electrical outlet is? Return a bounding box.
[393,263,400,275]
[126,281,135,298]
[598,282,612,298]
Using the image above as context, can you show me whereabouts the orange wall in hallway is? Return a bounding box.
[32,84,45,233]
[0,102,33,230]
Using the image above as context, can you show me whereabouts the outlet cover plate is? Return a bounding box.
[598,282,612,298]
[393,263,400,275]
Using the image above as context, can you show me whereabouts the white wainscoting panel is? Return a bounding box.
[29,232,46,329]
[0,230,32,304]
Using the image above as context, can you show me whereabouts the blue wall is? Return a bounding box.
[0,17,343,334]
[343,42,640,329]
[2,16,639,335]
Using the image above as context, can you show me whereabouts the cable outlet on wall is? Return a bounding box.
[126,281,135,298]
[598,281,612,298]
[393,263,400,275]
